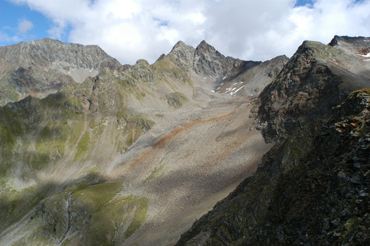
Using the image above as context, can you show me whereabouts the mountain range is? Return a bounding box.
[0,35,369,245]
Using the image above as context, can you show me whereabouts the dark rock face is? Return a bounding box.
[257,40,370,142]
[176,88,370,246]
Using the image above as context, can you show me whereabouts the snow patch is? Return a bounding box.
[234,86,244,93]
[359,52,370,57]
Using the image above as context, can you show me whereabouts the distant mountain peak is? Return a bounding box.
[171,41,188,51]
[169,40,195,55]
[328,35,370,47]
[328,35,370,59]
[196,40,216,53]
[0,38,121,105]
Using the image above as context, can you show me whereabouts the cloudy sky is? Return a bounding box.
[1,0,370,65]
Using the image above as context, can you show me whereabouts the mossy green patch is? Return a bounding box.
[124,197,148,238]
[71,181,122,213]
[165,92,189,109]
[85,195,148,245]
[74,131,90,162]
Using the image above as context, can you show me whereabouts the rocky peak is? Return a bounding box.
[196,40,217,53]
[166,41,195,70]
[193,40,233,77]
[171,41,189,51]
[257,37,370,142]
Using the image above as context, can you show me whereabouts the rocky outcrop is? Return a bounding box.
[176,88,370,246]
[257,39,370,142]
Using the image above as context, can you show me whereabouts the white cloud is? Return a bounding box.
[0,19,33,44]
[46,19,66,40]
[9,0,370,64]
[17,19,34,34]
[0,32,12,42]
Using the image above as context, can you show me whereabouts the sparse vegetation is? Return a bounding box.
[165,92,189,108]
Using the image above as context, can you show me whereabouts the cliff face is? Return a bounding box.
[176,36,370,246]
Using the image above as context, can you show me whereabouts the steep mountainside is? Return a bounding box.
[257,37,370,142]
[177,89,370,246]
[176,36,370,245]
[0,38,286,245]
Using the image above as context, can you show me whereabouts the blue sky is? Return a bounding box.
[0,0,50,44]
[1,0,369,64]
[295,0,314,6]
